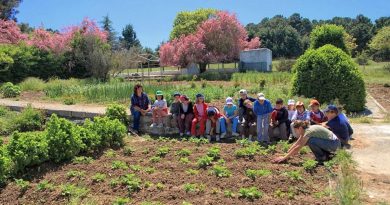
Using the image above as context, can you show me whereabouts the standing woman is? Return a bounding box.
[272,120,340,164]
[130,84,151,134]
[179,95,194,136]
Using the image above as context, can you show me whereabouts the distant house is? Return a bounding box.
[239,48,272,72]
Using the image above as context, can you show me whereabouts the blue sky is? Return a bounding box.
[17,0,389,49]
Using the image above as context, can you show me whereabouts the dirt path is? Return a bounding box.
[351,96,390,203]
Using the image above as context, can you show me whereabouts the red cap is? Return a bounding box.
[309,99,320,106]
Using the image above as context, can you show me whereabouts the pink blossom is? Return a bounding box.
[0,20,27,44]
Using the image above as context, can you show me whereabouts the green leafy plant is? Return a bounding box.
[185,168,199,175]
[60,183,89,198]
[15,178,30,192]
[10,105,44,132]
[105,149,117,157]
[142,148,150,154]
[210,165,231,178]
[112,197,131,205]
[90,116,127,148]
[245,169,272,180]
[66,170,86,179]
[143,167,156,174]
[7,131,48,173]
[299,146,310,155]
[207,146,220,160]
[278,141,291,153]
[0,145,11,184]
[149,156,161,163]
[238,187,263,201]
[79,119,101,152]
[36,180,54,191]
[176,148,191,157]
[234,144,259,159]
[303,159,318,171]
[224,189,235,198]
[45,114,83,162]
[196,156,213,168]
[123,146,135,156]
[179,157,190,164]
[105,103,128,125]
[111,160,128,170]
[156,147,170,157]
[274,189,286,198]
[110,178,120,188]
[120,174,142,194]
[183,183,198,192]
[1,82,21,98]
[156,182,165,190]
[92,173,106,183]
[284,170,303,181]
[129,164,142,172]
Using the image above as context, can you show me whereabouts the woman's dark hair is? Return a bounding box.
[133,84,143,94]
[293,120,309,129]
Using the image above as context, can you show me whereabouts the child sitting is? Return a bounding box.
[290,101,310,140]
[151,90,168,127]
[220,97,239,138]
[240,99,257,141]
[269,99,289,141]
[191,94,208,137]
[309,99,327,125]
[179,95,194,136]
[205,106,223,142]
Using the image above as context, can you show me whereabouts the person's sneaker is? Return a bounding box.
[200,135,205,139]
[206,135,211,142]
[150,123,157,128]
[232,132,239,137]
[186,131,191,136]
[248,135,253,142]
[216,135,220,142]
[179,133,184,137]
[220,133,226,139]
[158,123,164,128]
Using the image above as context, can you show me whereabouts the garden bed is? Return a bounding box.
[367,84,390,112]
[0,136,335,204]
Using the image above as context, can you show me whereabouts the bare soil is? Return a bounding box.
[0,137,335,205]
[367,84,390,112]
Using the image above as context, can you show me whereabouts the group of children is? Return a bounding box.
[131,84,353,163]
[146,88,352,146]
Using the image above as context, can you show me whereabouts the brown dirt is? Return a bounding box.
[0,137,335,205]
[367,84,390,112]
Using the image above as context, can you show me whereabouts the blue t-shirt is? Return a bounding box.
[253,100,273,115]
[326,115,349,141]
[223,105,237,118]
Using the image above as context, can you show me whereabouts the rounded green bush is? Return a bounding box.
[46,114,83,162]
[11,105,44,132]
[105,104,128,125]
[91,116,126,148]
[7,131,48,173]
[310,24,348,54]
[0,145,11,184]
[0,82,21,98]
[291,45,366,112]
[79,119,101,152]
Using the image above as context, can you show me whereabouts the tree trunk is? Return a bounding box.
[199,63,207,73]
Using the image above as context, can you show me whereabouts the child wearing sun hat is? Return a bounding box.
[191,93,208,137]
[253,93,273,144]
[220,97,240,138]
[151,90,168,128]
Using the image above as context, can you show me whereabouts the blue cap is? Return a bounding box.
[196,93,204,98]
[324,105,338,113]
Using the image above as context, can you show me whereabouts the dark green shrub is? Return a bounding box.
[11,105,44,132]
[291,45,366,112]
[1,82,21,98]
[310,24,348,54]
[46,114,83,162]
[355,52,369,66]
[79,119,101,152]
[91,116,126,147]
[7,131,48,173]
[105,104,128,125]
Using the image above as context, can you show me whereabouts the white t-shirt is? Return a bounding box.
[153,99,167,109]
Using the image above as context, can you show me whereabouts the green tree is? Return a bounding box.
[288,13,312,36]
[369,26,390,61]
[349,14,374,54]
[0,0,22,21]
[120,24,140,49]
[291,45,366,112]
[169,8,217,40]
[310,24,349,54]
[100,15,117,48]
[374,17,390,33]
[247,15,304,58]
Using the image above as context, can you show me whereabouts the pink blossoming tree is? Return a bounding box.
[0,20,27,44]
[160,11,260,72]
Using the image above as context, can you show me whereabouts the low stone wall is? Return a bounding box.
[135,112,180,136]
